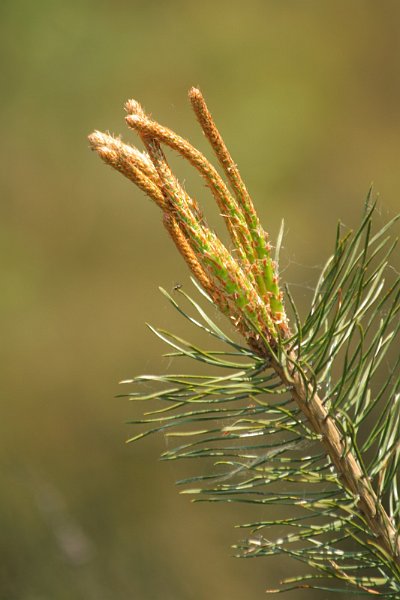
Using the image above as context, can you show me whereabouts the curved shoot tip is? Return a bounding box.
[124,99,146,117]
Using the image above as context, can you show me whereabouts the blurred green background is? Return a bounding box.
[1,1,400,598]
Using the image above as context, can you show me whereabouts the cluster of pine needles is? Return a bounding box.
[90,88,400,596]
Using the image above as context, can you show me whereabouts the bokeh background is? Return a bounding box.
[1,1,400,598]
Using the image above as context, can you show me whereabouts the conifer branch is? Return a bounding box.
[89,88,400,595]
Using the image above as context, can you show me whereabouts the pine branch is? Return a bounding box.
[89,89,400,595]
[273,351,400,564]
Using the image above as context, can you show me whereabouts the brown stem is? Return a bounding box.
[162,213,213,295]
[271,348,400,567]
[125,112,254,263]
[189,87,259,231]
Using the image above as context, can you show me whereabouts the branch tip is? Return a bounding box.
[124,99,146,118]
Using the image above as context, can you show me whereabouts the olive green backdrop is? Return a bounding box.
[1,1,400,598]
